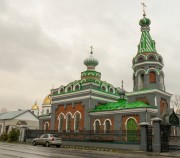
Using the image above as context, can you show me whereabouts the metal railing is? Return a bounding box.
[26,130,140,144]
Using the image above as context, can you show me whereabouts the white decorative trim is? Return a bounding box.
[93,119,101,126]
[103,119,112,125]
[146,53,158,60]
[73,111,82,119]
[52,88,119,100]
[155,96,157,107]
[81,82,100,87]
[73,111,81,131]
[90,108,157,115]
[58,112,66,119]
[101,84,108,92]
[66,113,73,131]
[126,89,172,97]
[135,68,146,77]
[44,122,49,130]
[103,119,112,133]
[133,61,163,69]
[52,95,117,104]
[109,87,115,94]
[65,85,73,93]
[146,68,159,75]
[57,113,65,131]
[73,83,81,91]
[125,117,138,130]
[66,112,74,118]
[93,119,101,132]
[135,54,146,63]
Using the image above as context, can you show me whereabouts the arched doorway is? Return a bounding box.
[126,118,138,142]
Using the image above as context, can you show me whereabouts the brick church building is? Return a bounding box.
[39,11,179,134]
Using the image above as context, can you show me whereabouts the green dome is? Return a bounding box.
[84,55,99,68]
[139,17,151,27]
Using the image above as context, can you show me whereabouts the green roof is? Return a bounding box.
[91,99,157,112]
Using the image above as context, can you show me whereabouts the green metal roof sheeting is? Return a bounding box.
[91,99,157,112]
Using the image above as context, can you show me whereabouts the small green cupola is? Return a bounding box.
[81,46,101,80]
[84,46,99,71]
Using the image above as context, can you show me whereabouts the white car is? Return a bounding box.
[32,134,63,148]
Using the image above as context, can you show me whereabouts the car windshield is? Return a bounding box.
[50,134,58,138]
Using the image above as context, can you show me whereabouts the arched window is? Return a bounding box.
[74,113,80,131]
[104,120,111,133]
[44,122,49,131]
[66,114,71,131]
[138,73,144,89]
[109,88,113,94]
[60,88,64,93]
[67,87,71,92]
[149,71,156,83]
[42,109,44,115]
[46,109,49,114]
[95,120,100,133]
[59,115,64,131]
[149,56,155,61]
[138,57,144,62]
[102,86,106,91]
[75,85,80,91]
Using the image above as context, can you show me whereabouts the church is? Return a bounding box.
[36,10,179,135]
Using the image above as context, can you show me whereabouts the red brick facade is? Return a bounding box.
[55,102,84,131]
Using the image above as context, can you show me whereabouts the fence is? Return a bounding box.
[26,130,140,144]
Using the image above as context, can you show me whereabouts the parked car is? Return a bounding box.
[32,134,63,148]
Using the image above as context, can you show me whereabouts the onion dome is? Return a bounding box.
[42,95,51,106]
[84,46,99,70]
[139,17,151,27]
[31,101,39,110]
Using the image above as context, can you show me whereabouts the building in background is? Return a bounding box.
[38,95,51,130]
[0,110,39,135]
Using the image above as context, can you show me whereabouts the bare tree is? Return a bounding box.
[171,95,180,114]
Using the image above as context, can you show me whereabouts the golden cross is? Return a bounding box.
[141,2,147,15]
[90,46,93,54]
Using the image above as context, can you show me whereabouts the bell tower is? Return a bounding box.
[127,5,172,119]
[132,11,165,92]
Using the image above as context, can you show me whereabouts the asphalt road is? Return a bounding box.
[0,142,175,158]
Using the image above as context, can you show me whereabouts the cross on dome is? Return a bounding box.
[90,46,93,55]
[141,2,147,16]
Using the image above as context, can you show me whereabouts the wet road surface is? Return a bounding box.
[0,142,174,158]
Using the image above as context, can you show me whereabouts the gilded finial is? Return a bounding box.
[141,2,147,17]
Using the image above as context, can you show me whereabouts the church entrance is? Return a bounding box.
[126,118,138,142]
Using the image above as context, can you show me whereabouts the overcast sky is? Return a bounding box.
[0,0,180,111]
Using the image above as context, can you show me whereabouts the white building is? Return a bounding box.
[0,110,39,135]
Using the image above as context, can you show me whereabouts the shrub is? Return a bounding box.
[0,133,8,141]
[8,128,20,142]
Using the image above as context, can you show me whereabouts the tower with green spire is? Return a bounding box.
[127,9,172,119]
[133,13,165,91]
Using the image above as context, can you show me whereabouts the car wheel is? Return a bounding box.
[56,145,61,148]
[32,141,36,146]
[45,141,50,147]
